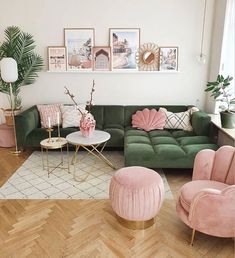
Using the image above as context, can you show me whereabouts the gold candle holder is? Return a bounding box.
[47,128,54,143]
[56,123,62,142]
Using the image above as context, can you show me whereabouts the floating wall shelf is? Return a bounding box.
[47,70,180,74]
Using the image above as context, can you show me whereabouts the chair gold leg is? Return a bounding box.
[190,228,196,246]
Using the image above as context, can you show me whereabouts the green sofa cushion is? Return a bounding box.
[154,144,186,158]
[171,130,195,138]
[151,136,179,145]
[125,135,151,144]
[148,130,172,137]
[183,144,218,155]
[177,136,212,146]
[104,128,124,147]
[104,106,124,128]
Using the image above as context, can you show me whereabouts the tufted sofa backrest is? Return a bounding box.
[211,146,235,185]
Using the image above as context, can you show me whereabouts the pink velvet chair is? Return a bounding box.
[176,146,235,245]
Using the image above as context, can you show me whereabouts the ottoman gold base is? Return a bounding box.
[116,215,155,230]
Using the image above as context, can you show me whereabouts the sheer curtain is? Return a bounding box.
[220,0,235,94]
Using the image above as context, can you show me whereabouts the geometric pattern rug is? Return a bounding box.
[0,151,173,200]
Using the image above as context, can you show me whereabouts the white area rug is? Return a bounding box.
[0,151,173,200]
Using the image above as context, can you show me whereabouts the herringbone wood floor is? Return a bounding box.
[0,147,234,258]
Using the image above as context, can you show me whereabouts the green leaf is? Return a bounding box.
[0,26,43,108]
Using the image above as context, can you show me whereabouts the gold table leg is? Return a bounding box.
[72,141,116,182]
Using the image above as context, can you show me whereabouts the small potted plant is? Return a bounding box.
[205,75,235,128]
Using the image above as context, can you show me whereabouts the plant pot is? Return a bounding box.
[4,109,21,126]
[220,111,235,129]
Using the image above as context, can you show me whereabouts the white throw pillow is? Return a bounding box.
[60,104,87,128]
[159,107,198,131]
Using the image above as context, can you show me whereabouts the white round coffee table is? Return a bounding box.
[66,130,115,181]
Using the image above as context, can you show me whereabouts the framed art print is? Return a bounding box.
[159,47,178,71]
[48,46,66,71]
[64,28,95,70]
[109,28,140,70]
[92,46,111,71]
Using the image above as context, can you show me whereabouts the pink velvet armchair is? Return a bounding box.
[176,146,235,245]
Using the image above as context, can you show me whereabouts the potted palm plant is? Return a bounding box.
[0,26,43,125]
[205,75,235,128]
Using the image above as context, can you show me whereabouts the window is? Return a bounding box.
[220,0,235,93]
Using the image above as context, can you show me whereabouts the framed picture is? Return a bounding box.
[64,28,95,70]
[92,46,111,71]
[47,46,66,71]
[109,28,140,70]
[159,47,178,71]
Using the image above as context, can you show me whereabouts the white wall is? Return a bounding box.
[0,0,215,111]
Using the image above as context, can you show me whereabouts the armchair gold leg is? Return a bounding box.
[190,229,196,246]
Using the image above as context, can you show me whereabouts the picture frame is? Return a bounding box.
[109,28,140,70]
[64,28,95,71]
[47,46,67,71]
[159,47,178,71]
[92,46,111,71]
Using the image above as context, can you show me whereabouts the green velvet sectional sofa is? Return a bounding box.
[15,105,218,169]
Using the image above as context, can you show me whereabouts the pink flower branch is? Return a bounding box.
[64,80,95,115]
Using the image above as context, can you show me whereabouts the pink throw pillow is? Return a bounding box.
[37,104,61,128]
[132,108,166,131]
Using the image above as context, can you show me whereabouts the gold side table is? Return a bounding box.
[40,137,70,177]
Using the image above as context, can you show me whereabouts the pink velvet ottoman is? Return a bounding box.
[109,166,164,229]
[0,124,15,147]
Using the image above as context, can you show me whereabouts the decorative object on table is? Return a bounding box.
[132,108,166,131]
[205,75,235,128]
[109,28,140,70]
[109,166,164,229]
[0,26,43,118]
[135,43,159,71]
[37,104,61,128]
[92,46,111,71]
[176,146,235,245]
[46,127,54,143]
[197,0,207,64]
[56,112,62,142]
[48,46,67,71]
[64,79,96,137]
[0,58,20,154]
[159,47,178,71]
[64,28,95,71]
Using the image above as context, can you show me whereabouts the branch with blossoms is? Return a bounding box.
[86,79,95,113]
[64,79,95,115]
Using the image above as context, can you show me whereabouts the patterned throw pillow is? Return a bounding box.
[60,104,87,128]
[159,107,198,131]
[37,104,61,128]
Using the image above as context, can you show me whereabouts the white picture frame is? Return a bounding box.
[109,28,140,70]
[64,28,95,71]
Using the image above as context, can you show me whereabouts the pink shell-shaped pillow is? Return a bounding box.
[132,108,166,131]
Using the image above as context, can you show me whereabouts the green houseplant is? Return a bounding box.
[0,26,43,111]
[205,75,235,128]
